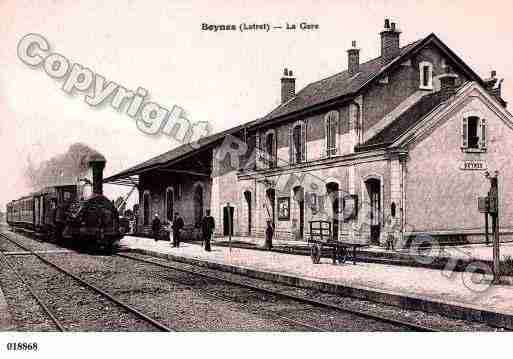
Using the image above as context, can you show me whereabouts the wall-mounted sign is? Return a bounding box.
[342,194,358,220]
[478,196,489,213]
[461,160,487,171]
[278,197,290,221]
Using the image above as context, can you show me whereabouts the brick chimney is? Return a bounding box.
[281,68,295,103]
[484,70,504,99]
[438,65,459,100]
[347,40,360,76]
[380,19,401,62]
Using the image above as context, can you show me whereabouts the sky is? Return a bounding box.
[1,0,512,210]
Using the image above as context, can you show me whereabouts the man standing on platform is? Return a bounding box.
[265,220,274,250]
[201,210,215,252]
[172,212,184,247]
[151,213,161,242]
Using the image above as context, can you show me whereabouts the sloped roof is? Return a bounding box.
[359,91,447,148]
[257,39,424,123]
[104,122,252,182]
[256,33,486,126]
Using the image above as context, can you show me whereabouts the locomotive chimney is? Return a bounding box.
[88,156,106,195]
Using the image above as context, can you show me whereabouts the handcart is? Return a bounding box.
[308,220,368,265]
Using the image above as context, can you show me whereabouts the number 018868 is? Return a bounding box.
[6,342,38,351]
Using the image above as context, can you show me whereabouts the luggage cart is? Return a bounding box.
[308,220,368,265]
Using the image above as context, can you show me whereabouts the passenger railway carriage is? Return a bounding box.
[6,157,124,250]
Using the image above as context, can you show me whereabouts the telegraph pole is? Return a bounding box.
[485,171,501,284]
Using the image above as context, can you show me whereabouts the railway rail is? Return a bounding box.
[0,232,173,332]
[115,252,438,332]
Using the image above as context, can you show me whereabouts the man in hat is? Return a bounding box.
[201,209,215,252]
[171,212,184,247]
[151,213,161,241]
[265,220,274,250]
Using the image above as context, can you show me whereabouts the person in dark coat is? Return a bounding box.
[265,220,274,250]
[201,210,215,252]
[151,213,161,241]
[171,212,184,247]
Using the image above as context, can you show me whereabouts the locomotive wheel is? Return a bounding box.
[337,246,348,264]
[310,244,321,264]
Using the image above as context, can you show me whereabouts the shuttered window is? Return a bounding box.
[289,121,307,165]
[462,116,487,151]
[265,131,276,168]
[293,125,301,163]
[324,111,339,157]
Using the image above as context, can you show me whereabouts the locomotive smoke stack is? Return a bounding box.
[89,158,106,195]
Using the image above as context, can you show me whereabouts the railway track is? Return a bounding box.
[0,232,173,332]
[115,252,439,332]
[1,229,480,331]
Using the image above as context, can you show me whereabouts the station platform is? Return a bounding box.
[120,235,513,329]
[209,235,513,272]
[212,235,513,261]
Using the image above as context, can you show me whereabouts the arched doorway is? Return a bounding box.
[293,186,305,239]
[194,185,203,227]
[326,182,340,241]
[365,178,381,244]
[166,187,174,222]
[223,204,234,236]
[265,188,276,227]
[244,191,252,235]
[143,191,150,226]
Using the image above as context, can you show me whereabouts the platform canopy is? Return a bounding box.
[103,122,251,187]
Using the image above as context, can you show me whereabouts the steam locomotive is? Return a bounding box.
[5,157,124,251]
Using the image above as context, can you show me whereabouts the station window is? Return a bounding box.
[462,116,486,151]
[265,130,277,168]
[324,111,339,157]
[290,121,306,164]
[419,61,433,90]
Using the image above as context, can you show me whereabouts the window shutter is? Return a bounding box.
[288,125,294,165]
[480,118,487,150]
[301,121,307,162]
[322,116,328,159]
[273,134,277,167]
[262,133,268,169]
[462,117,468,148]
[255,132,260,169]
[334,112,339,155]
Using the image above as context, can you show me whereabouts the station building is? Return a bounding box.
[105,20,513,246]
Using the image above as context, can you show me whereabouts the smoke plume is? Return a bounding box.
[25,143,105,191]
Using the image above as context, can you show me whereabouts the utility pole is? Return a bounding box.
[227,202,232,252]
[485,171,500,284]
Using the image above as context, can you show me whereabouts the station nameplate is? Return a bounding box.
[461,160,487,171]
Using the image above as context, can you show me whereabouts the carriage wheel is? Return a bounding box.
[310,244,321,264]
[337,246,348,264]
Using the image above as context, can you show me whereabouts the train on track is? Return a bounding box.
[5,155,124,251]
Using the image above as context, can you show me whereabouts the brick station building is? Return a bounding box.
[105,19,513,246]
